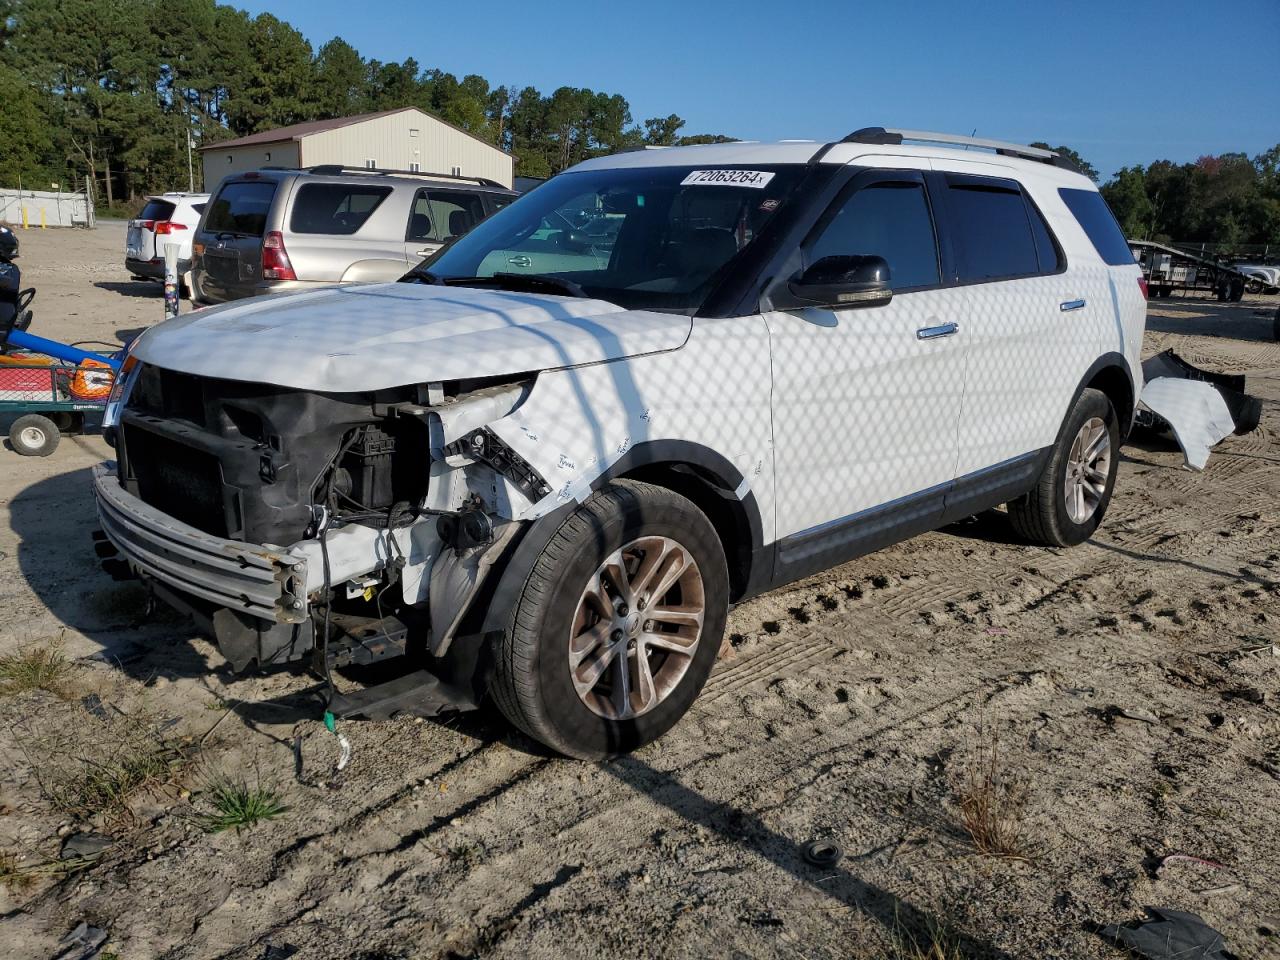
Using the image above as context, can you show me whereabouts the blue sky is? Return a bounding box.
[235,0,1279,180]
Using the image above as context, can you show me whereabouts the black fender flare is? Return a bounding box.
[476,439,765,637]
[1068,351,1136,436]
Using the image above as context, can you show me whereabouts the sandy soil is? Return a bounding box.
[1,224,1278,959]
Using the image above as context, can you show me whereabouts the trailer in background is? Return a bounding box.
[1130,239,1251,301]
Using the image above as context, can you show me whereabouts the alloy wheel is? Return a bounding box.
[1064,416,1111,524]
[568,536,705,720]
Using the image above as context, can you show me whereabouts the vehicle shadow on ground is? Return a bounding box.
[94,280,161,298]
[424,704,1017,957]
[7,466,224,682]
[600,755,1016,959]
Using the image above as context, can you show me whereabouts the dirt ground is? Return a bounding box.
[1,223,1278,960]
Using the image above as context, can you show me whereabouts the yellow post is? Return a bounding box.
[40,208,47,229]
[20,206,28,229]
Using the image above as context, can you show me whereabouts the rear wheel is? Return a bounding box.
[1007,388,1118,547]
[9,414,60,457]
[490,480,727,759]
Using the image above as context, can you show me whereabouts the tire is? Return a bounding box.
[1229,277,1245,302]
[1007,388,1119,547]
[9,414,60,457]
[490,479,728,759]
[1246,278,1264,295]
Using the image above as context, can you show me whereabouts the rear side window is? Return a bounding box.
[407,190,488,243]
[137,199,176,222]
[1059,188,1134,266]
[289,183,393,235]
[204,181,277,237]
[945,180,1039,282]
[808,181,940,290]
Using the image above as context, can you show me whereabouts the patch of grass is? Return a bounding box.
[0,851,36,891]
[0,850,99,890]
[0,639,71,697]
[197,778,287,833]
[954,731,1030,861]
[50,741,186,818]
[891,913,968,960]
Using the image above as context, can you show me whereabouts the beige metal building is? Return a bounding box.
[199,107,514,190]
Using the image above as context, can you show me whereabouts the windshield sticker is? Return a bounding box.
[680,170,775,189]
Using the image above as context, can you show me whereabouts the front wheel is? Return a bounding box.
[490,480,728,759]
[1007,388,1119,547]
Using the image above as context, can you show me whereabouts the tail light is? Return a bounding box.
[154,221,187,235]
[262,230,297,281]
[1137,277,1149,300]
[138,220,155,230]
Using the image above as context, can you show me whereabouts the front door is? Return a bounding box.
[765,170,965,574]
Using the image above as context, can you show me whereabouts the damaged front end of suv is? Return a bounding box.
[96,356,557,715]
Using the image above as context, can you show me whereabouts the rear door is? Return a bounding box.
[933,172,1094,478]
[285,180,396,280]
[404,189,488,264]
[127,197,176,264]
[196,180,277,299]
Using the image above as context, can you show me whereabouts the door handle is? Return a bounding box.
[916,322,959,340]
[507,255,532,268]
[415,248,436,257]
[1060,299,1087,312]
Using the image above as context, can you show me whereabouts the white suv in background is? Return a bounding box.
[96,128,1146,759]
[125,192,209,291]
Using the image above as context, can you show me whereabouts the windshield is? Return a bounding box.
[419,165,806,312]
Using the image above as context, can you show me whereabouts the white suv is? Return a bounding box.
[95,128,1146,758]
[125,192,210,290]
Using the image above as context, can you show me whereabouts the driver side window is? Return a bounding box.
[808,181,940,290]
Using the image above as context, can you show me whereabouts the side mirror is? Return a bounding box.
[775,255,893,310]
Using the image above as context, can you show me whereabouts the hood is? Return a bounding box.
[131,283,692,391]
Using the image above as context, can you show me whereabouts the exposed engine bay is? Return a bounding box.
[104,363,551,702]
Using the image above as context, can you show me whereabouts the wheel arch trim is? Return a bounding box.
[475,440,765,638]
[1073,352,1136,434]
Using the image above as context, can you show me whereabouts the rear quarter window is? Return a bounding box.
[204,181,277,237]
[289,183,393,235]
[1059,188,1134,266]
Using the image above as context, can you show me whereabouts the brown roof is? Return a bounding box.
[198,108,411,150]
[198,107,509,157]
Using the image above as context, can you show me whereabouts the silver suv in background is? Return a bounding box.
[190,166,517,304]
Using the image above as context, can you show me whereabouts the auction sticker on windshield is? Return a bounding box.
[680,170,776,189]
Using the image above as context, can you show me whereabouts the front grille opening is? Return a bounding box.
[128,365,207,427]
[124,424,229,537]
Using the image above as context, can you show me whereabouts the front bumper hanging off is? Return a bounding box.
[92,462,308,624]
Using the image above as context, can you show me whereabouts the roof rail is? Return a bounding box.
[839,127,1078,171]
[303,164,507,189]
